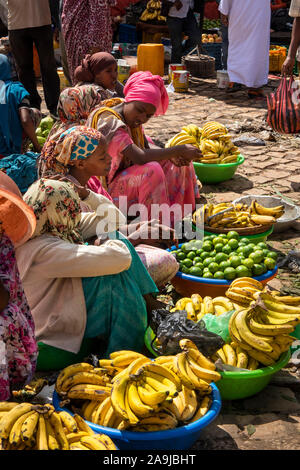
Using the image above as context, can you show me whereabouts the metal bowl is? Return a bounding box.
[232,195,300,233]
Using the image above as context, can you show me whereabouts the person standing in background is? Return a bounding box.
[218,0,271,98]
[7,0,60,117]
[281,0,300,75]
[163,0,203,64]
[61,0,116,85]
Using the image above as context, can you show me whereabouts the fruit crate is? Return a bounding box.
[201,42,222,70]
[269,45,287,72]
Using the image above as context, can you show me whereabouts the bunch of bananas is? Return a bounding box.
[228,291,300,366]
[225,277,264,307]
[165,128,199,149]
[55,343,220,432]
[0,402,117,450]
[213,342,260,370]
[195,199,284,229]
[140,0,166,22]
[170,294,234,322]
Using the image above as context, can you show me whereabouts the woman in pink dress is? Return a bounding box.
[86,71,202,228]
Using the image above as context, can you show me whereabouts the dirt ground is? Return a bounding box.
[38,73,300,450]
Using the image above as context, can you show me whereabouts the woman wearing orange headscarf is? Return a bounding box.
[86,71,202,228]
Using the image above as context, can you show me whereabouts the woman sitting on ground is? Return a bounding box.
[38,125,179,286]
[74,51,124,100]
[86,71,202,228]
[16,176,163,363]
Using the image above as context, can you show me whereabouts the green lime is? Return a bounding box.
[200,251,208,261]
[237,246,245,254]
[224,267,236,280]
[187,251,196,260]
[203,272,214,279]
[208,262,219,274]
[193,240,204,250]
[176,251,186,261]
[235,265,251,278]
[213,236,225,246]
[222,245,232,255]
[203,257,215,268]
[261,264,268,274]
[214,243,224,253]
[247,243,256,251]
[219,260,231,271]
[240,237,250,244]
[242,245,253,258]
[262,249,270,258]
[252,264,264,276]
[182,258,193,268]
[180,243,189,252]
[249,250,264,264]
[266,251,278,261]
[219,234,228,239]
[193,257,202,265]
[257,242,268,250]
[214,271,225,279]
[228,238,239,250]
[196,249,203,256]
[203,236,211,242]
[210,250,217,257]
[180,265,190,274]
[227,231,240,240]
[203,267,210,273]
[230,255,242,268]
[264,257,276,270]
[215,252,228,264]
[189,266,203,277]
[202,242,213,252]
[194,262,204,269]
[242,258,254,270]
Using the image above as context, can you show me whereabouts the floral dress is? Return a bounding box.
[0,232,37,400]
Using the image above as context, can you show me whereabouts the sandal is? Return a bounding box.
[226,82,243,93]
[247,88,265,99]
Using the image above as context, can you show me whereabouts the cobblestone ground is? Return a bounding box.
[39,75,300,450]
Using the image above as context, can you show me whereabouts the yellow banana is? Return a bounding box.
[110,369,130,421]
[234,309,274,353]
[236,346,249,369]
[93,397,112,425]
[247,357,259,370]
[226,290,253,306]
[21,410,39,444]
[161,395,184,421]
[250,214,276,225]
[81,435,108,450]
[203,296,214,314]
[0,402,33,440]
[246,347,275,367]
[253,201,284,217]
[58,411,78,433]
[255,292,300,315]
[83,400,101,422]
[67,384,111,401]
[272,295,300,305]
[36,414,48,450]
[134,362,182,393]
[124,386,140,425]
[179,339,216,371]
[110,351,147,367]
[66,431,90,444]
[188,396,212,423]
[0,402,19,412]
[127,381,153,418]
[8,410,35,446]
[231,277,263,290]
[180,386,198,422]
[222,344,237,367]
[45,416,60,450]
[249,316,294,336]
[49,412,69,450]
[137,384,168,406]
[142,373,177,397]
[187,355,221,382]
[134,411,177,430]
[93,433,118,450]
[60,371,109,393]
[215,347,227,363]
[73,414,94,435]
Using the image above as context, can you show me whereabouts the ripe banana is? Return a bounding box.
[180,386,198,422]
[110,351,146,367]
[49,412,69,450]
[127,381,153,418]
[222,344,237,367]
[137,384,168,406]
[110,370,130,421]
[36,414,48,450]
[56,363,94,396]
[67,384,112,401]
[179,339,217,371]
[0,402,33,440]
[234,309,274,353]
[188,396,211,423]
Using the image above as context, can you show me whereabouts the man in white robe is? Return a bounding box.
[218,0,271,97]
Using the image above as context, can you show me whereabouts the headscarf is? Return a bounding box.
[38,125,103,178]
[74,52,117,84]
[23,178,84,244]
[123,71,169,116]
[0,54,29,156]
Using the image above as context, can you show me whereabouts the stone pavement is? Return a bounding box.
[38,74,300,450]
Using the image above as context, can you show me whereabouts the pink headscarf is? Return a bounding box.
[124,71,169,116]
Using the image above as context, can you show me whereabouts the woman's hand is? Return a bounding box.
[281,56,295,76]
[171,144,202,166]
[49,175,90,200]
[128,219,178,249]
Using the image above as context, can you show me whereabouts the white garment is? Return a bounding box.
[219,0,270,88]
[168,0,194,18]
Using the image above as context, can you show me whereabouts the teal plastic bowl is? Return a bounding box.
[217,349,291,400]
[193,154,244,184]
[53,384,222,450]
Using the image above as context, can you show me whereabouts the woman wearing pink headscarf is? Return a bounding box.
[86,71,202,228]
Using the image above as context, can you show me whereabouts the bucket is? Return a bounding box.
[171,70,189,92]
[168,63,186,82]
[216,69,229,89]
[117,60,131,84]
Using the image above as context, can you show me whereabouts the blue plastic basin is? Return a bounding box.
[52,383,222,450]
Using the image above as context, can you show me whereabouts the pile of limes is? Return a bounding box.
[172,231,278,280]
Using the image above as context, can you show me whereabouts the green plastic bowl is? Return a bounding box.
[201,226,274,244]
[36,338,96,371]
[217,349,291,400]
[193,154,244,184]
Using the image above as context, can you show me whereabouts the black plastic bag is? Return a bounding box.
[149,309,225,357]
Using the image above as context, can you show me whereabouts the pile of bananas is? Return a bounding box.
[213,342,260,370]
[165,121,240,164]
[140,0,166,22]
[225,277,264,307]
[0,402,117,450]
[55,342,221,432]
[228,291,300,366]
[170,294,234,322]
[195,199,285,229]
